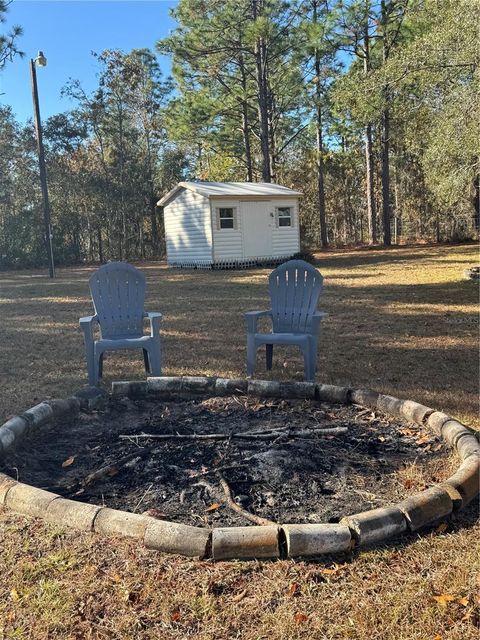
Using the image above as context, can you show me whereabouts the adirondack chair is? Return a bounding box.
[245,260,326,382]
[80,262,161,385]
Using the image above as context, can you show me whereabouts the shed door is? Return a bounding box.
[241,201,273,258]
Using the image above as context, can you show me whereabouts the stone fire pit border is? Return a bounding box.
[0,377,478,561]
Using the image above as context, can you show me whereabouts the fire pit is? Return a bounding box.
[0,378,478,561]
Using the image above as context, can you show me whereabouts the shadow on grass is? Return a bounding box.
[0,246,478,422]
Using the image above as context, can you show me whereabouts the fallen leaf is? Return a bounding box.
[433,594,455,606]
[232,589,247,603]
[142,508,165,519]
[415,435,431,445]
[456,596,469,607]
[62,455,75,468]
[205,502,221,512]
[433,635,442,640]
[461,610,473,623]
[170,610,181,622]
[321,568,338,575]
[399,428,416,437]
[10,588,20,602]
[403,479,413,490]
[377,435,386,442]
[435,522,448,534]
[287,582,299,597]
[320,563,342,575]
[294,612,308,623]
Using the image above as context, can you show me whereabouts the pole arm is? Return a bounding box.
[30,58,55,278]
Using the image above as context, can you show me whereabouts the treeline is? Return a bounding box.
[0,0,478,268]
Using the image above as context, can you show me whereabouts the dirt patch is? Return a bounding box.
[2,396,453,527]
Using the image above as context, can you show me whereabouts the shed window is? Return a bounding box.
[217,207,236,229]
[276,206,293,227]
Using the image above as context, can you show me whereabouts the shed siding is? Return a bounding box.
[211,200,244,261]
[271,200,300,256]
[164,189,213,264]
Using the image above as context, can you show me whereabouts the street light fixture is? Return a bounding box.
[30,50,55,278]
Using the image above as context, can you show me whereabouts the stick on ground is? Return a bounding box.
[194,475,277,527]
[118,426,348,442]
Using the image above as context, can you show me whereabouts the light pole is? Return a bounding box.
[30,50,55,278]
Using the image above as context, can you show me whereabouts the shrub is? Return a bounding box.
[290,251,316,265]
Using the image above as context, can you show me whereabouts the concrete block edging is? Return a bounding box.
[0,377,477,561]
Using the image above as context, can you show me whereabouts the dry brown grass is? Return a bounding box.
[0,244,479,639]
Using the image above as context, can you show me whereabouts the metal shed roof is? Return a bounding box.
[157,181,302,206]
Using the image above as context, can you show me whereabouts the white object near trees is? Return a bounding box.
[157,181,301,268]
[80,262,161,385]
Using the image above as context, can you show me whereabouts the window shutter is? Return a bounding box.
[214,207,220,231]
[233,207,238,230]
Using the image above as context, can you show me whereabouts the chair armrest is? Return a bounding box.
[145,311,162,336]
[79,315,98,341]
[311,311,328,333]
[245,310,272,333]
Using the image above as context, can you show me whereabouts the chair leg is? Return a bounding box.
[148,343,161,377]
[307,350,316,382]
[98,352,104,379]
[246,334,257,377]
[265,344,273,370]
[143,348,150,374]
[85,340,97,386]
[301,344,315,382]
[310,336,318,378]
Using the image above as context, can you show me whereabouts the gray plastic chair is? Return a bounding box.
[245,260,327,382]
[80,262,161,385]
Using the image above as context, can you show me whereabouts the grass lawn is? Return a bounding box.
[0,244,478,639]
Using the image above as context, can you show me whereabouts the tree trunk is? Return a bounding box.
[365,123,377,243]
[363,11,377,244]
[117,100,126,260]
[256,42,271,182]
[252,0,272,182]
[144,131,159,258]
[393,158,400,244]
[239,54,254,182]
[313,0,328,248]
[473,171,480,231]
[381,109,391,246]
[97,226,104,264]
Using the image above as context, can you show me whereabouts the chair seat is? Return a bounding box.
[96,334,153,351]
[254,332,311,345]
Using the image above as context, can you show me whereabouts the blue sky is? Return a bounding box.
[0,0,178,123]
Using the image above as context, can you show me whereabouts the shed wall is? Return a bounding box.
[270,199,300,256]
[163,189,213,265]
[211,198,300,262]
[211,200,244,261]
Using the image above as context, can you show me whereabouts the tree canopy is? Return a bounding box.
[0,0,477,268]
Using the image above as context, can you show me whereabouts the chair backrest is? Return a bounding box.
[89,262,146,339]
[268,260,323,333]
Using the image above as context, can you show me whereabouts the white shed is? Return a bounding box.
[157,181,301,268]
